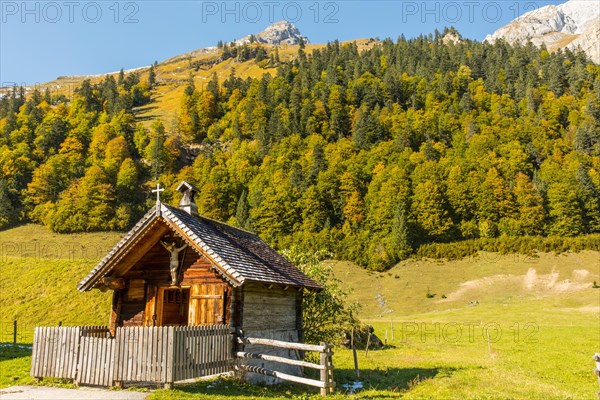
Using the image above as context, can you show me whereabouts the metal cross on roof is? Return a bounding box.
[152,183,164,204]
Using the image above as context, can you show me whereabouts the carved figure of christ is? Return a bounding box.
[160,240,187,285]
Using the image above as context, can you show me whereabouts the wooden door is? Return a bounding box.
[161,288,189,326]
[189,283,227,325]
[143,285,158,326]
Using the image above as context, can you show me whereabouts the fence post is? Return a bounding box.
[326,344,334,395]
[351,327,359,379]
[594,353,600,399]
[320,343,327,396]
[13,320,17,344]
[230,327,237,371]
[319,343,334,396]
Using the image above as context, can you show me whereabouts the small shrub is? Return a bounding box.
[426,287,436,298]
[414,234,600,262]
[282,248,359,345]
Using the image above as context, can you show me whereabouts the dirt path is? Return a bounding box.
[0,386,149,400]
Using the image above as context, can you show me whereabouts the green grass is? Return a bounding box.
[0,224,119,337]
[0,224,123,262]
[1,225,599,398]
[0,345,34,388]
[328,251,600,318]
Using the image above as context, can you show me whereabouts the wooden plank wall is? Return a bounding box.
[239,284,303,384]
[242,284,299,331]
[120,280,146,327]
[189,284,226,325]
[117,251,233,328]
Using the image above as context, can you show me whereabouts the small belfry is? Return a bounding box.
[176,181,199,216]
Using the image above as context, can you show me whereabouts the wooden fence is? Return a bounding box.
[236,336,335,396]
[30,325,233,388]
[1,320,37,344]
[30,326,108,381]
[173,325,232,382]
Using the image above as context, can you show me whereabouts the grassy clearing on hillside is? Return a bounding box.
[0,224,123,261]
[0,225,119,329]
[329,251,600,318]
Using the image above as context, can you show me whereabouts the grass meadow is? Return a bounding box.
[1,225,598,398]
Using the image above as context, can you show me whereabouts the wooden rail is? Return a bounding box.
[236,336,335,396]
[237,337,327,352]
[235,351,325,370]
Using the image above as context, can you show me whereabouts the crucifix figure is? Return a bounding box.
[160,240,187,285]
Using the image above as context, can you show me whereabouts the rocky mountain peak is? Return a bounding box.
[442,30,462,45]
[235,21,309,46]
[484,0,600,63]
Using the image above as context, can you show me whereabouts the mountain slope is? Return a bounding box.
[28,37,375,127]
[485,0,600,63]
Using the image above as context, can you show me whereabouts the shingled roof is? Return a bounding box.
[77,202,321,291]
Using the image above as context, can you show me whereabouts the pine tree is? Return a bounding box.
[0,179,16,229]
[412,180,453,241]
[390,205,412,259]
[207,73,220,103]
[476,168,513,226]
[512,172,546,235]
[148,64,156,89]
[547,182,584,236]
[235,189,251,230]
[577,166,600,233]
[146,120,167,180]
[118,68,125,87]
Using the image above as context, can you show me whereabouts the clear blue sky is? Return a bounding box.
[1,0,563,85]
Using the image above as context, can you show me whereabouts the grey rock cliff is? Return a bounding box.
[235,21,309,46]
[485,0,600,63]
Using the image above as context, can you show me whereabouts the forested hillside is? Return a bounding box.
[1,30,599,269]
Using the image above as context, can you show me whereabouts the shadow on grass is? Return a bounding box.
[159,378,313,399]
[334,366,458,393]
[133,105,158,114]
[132,105,160,121]
[157,367,459,399]
[0,344,32,362]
